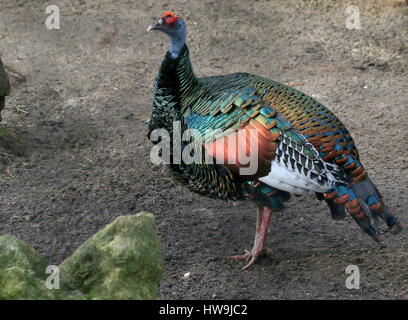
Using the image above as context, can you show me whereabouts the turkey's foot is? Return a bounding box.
[230,206,273,269]
[229,248,270,269]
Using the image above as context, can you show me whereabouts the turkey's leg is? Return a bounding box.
[230,206,272,269]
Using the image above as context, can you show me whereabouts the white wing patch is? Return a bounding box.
[258,132,349,195]
[259,160,330,195]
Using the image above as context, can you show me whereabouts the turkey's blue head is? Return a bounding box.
[148,11,186,59]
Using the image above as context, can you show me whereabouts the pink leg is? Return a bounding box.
[229,206,272,269]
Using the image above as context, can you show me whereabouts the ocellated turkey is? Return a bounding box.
[147,11,402,269]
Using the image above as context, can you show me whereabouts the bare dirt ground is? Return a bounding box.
[0,0,407,300]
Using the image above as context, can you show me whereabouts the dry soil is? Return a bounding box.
[0,0,407,299]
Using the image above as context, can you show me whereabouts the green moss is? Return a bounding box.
[0,236,55,299]
[0,213,163,300]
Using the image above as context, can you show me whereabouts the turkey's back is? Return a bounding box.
[182,72,365,185]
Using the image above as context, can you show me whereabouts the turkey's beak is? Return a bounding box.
[147,19,164,32]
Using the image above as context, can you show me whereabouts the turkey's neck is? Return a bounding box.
[151,45,199,127]
[148,44,199,167]
[158,44,198,95]
[169,33,185,59]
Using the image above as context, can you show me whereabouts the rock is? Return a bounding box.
[0,235,55,299]
[60,212,164,299]
[0,57,22,157]
[0,57,10,96]
[0,212,164,300]
[0,57,10,122]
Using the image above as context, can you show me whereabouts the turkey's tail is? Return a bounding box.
[320,178,402,240]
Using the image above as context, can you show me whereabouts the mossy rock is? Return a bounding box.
[60,213,164,299]
[0,235,56,299]
[0,212,164,300]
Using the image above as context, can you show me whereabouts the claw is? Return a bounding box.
[242,256,258,270]
[229,249,268,269]
[229,249,252,262]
